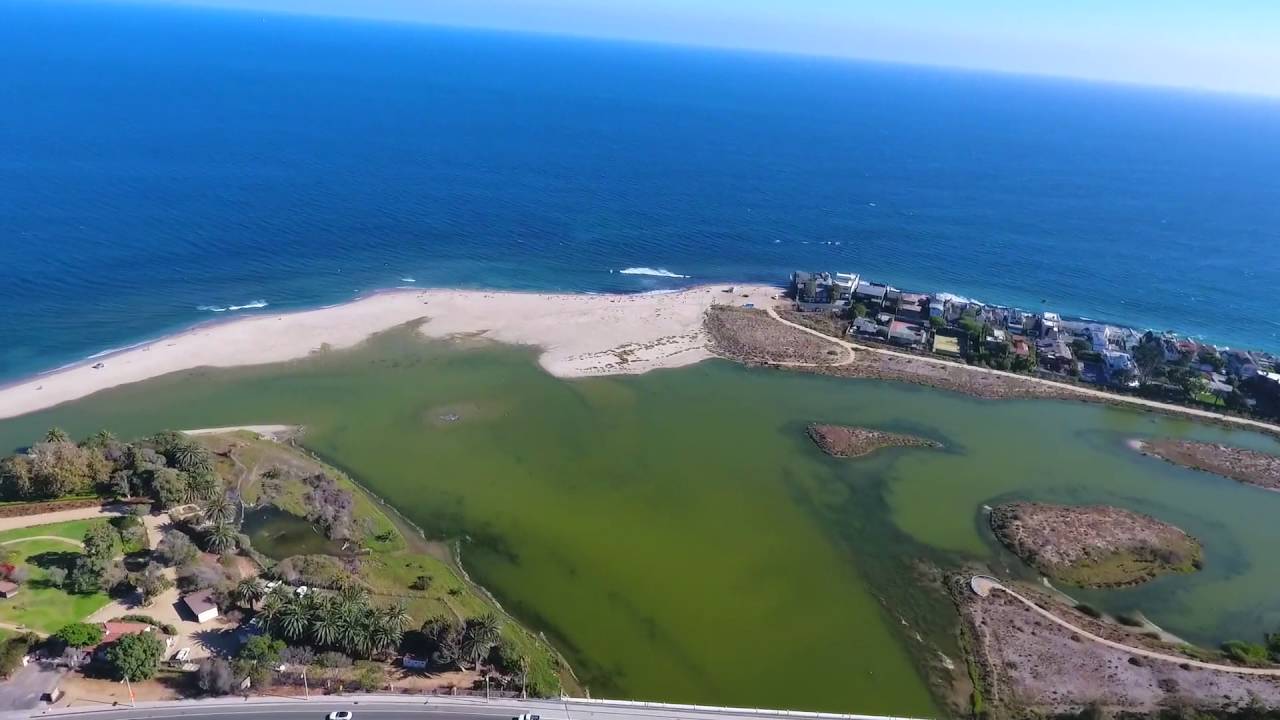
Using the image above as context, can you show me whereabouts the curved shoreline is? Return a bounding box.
[0,284,778,421]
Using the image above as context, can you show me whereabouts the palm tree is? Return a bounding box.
[381,602,412,638]
[334,601,365,657]
[232,578,265,609]
[86,429,117,449]
[205,522,237,553]
[311,603,341,648]
[277,597,309,641]
[44,427,71,444]
[184,471,220,503]
[368,614,401,658]
[460,613,502,670]
[203,494,237,525]
[258,593,284,631]
[171,440,213,473]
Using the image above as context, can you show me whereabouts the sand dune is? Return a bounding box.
[0,285,779,420]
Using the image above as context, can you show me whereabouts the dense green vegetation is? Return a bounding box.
[0,427,221,507]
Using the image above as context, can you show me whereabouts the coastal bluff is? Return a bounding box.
[989,502,1202,588]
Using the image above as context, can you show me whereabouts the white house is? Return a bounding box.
[182,590,220,624]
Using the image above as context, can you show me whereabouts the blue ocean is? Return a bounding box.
[3,0,1279,381]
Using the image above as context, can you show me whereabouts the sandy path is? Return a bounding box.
[182,425,295,439]
[0,286,777,421]
[766,307,1280,435]
[970,576,1280,676]
[0,506,126,534]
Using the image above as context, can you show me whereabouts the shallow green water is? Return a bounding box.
[4,329,1280,715]
[242,505,341,560]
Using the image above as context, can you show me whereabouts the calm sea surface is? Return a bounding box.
[3,1,1280,379]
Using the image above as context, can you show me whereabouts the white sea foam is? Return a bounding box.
[618,267,689,279]
[935,292,982,306]
[400,277,416,283]
[198,300,269,313]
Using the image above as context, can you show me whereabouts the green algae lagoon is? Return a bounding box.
[4,327,1280,715]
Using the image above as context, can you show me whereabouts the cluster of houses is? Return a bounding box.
[789,270,1280,406]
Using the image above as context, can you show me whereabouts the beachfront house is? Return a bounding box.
[833,272,859,302]
[850,317,882,338]
[928,299,945,319]
[888,321,926,349]
[1036,337,1075,373]
[791,271,838,311]
[853,281,889,309]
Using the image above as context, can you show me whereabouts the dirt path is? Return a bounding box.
[765,307,1280,435]
[0,505,128,534]
[970,576,1280,677]
[0,536,83,548]
[0,621,48,638]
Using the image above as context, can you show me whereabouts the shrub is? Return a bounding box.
[1116,612,1145,628]
[1074,603,1103,619]
[410,575,432,591]
[155,530,199,567]
[316,651,352,669]
[119,615,178,636]
[53,623,104,648]
[1222,640,1270,666]
[281,646,315,667]
[196,657,235,696]
[355,661,385,692]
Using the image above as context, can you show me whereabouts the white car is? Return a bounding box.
[327,712,353,720]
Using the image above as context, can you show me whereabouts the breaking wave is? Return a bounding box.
[617,267,689,278]
[197,300,269,313]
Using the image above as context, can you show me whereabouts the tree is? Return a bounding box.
[196,657,235,696]
[68,556,104,595]
[460,614,502,670]
[134,562,174,605]
[106,631,165,681]
[276,597,310,641]
[203,494,237,526]
[205,523,237,554]
[928,316,945,330]
[184,471,220,504]
[45,566,67,589]
[1133,338,1164,380]
[83,522,120,566]
[0,456,34,500]
[44,427,71,444]
[155,530,198,567]
[83,429,117,450]
[150,468,187,509]
[232,578,265,609]
[52,623,104,648]
[235,635,284,689]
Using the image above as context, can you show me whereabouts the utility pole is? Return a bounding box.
[302,666,309,700]
[123,676,136,708]
[484,675,490,700]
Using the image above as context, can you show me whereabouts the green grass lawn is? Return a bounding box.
[0,518,100,545]
[0,537,110,633]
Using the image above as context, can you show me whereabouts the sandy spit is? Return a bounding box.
[0,285,780,421]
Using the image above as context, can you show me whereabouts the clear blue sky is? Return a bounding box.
[116,0,1280,96]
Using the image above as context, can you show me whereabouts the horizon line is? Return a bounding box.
[76,0,1280,102]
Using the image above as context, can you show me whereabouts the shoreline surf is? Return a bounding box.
[0,284,779,421]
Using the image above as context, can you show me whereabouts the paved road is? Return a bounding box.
[971,576,1280,677]
[0,662,64,715]
[765,306,1280,435]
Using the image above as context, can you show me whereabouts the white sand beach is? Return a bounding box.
[0,285,779,421]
